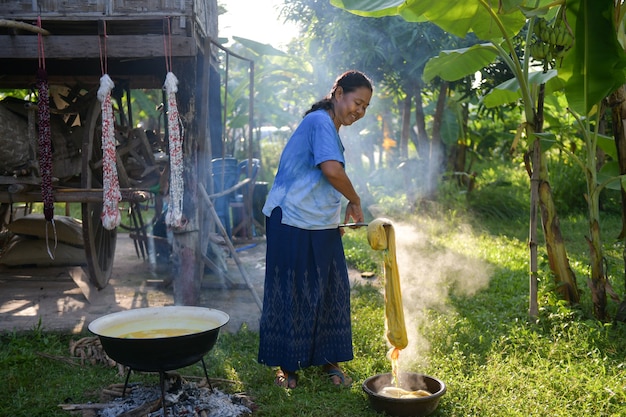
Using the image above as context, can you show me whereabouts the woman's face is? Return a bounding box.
[332,86,372,128]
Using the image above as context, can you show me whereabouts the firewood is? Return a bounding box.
[116,398,161,417]
[36,352,78,367]
[58,403,110,411]
[101,388,124,397]
[180,374,237,385]
[69,336,117,367]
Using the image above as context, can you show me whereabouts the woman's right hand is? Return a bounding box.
[344,200,363,226]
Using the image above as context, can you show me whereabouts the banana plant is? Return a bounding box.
[557,0,626,320]
[331,0,624,318]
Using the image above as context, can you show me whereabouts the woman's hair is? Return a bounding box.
[304,70,373,116]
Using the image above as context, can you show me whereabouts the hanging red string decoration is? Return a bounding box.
[98,74,121,230]
[97,21,121,230]
[36,18,53,222]
[163,17,184,228]
[37,16,57,259]
[164,71,184,228]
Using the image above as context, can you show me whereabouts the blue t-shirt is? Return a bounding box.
[262,110,345,230]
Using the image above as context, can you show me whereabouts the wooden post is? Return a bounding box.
[170,56,202,306]
[169,2,219,306]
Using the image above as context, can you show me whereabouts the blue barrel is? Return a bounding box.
[211,157,238,237]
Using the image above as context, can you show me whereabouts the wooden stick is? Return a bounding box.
[58,403,110,411]
[179,375,237,384]
[0,19,50,35]
[101,388,124,397]
[117,398,161,417]
[199,184,263,310]
[36,352,79,367]
[0,188,150,203]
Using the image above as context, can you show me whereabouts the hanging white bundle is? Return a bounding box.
[98,74,121,230]
[164,71,184,228]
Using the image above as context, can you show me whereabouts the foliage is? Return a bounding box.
[342,229,380,275]
[546,151,589,214]
[330,0,626,318]
[467,179,528,222]
[543,145,624,217]
[258,141,284,186]
[559,0,626,115]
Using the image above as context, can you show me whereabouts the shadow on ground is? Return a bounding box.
[0,234,267,334]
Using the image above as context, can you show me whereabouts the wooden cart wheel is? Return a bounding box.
[80,99,117,289]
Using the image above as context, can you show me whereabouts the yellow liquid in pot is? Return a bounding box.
[118,328,199,338]
[379,386,432,399]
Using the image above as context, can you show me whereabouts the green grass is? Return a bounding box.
[3,208,626,416]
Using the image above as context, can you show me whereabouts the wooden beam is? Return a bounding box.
[0,73,163,90]
[0,35,196,59]
[0,188,150,204]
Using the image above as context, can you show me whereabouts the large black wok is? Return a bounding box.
[88,306,229,372]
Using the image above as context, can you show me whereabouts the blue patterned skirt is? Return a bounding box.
[257,207,353,372]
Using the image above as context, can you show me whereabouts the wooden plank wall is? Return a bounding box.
[0,0,191,16]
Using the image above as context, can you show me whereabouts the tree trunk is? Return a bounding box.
[164,0,219,306]
[170,55,202,306]
[426,82,448,197]
[583,100,609,321]
[527,81,579,310]
[526,143,540,318]
[413,83,430,159]
[538,178,580,304]
[400,94,412,159]
[449,83,470,175]
[609,86,626,297]
[587,218,607,319]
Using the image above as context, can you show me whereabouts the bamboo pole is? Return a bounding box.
[199,184,263,311]
[0,19,50,35]
[0,188,150,203]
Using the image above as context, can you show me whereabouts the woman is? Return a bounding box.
[258,70,373,389]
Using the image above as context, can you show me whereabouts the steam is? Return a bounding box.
[385,220,493,372]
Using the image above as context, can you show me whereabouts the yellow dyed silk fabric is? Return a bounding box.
[367,218,408,350]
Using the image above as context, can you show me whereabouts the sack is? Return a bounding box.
[7,213,84,247]
[0,101,31,175]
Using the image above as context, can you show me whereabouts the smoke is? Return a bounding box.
[387,220,493,371]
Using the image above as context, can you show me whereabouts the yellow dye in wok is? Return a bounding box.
[379,386,432,399]
[96,316,222,338]
[118,328,200,338]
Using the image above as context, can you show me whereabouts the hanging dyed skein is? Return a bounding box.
[36,17,53,222]
[36,16,57,258]
[367,218,408,384]
[98,21,121,230]
[163,17,184,228]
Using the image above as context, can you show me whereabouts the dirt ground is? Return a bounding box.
[0,234,268,334]
[0,233,366,335]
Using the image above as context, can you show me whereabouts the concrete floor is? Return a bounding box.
[0,234,267,334]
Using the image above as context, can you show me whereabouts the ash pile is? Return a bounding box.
[62,373,254,417]
[102,382,252,417]
[102,376,252,417]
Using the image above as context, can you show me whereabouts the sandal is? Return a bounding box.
[275,369,298,389]
[325,366,353,387]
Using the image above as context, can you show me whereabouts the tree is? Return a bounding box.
[332,0,626,320]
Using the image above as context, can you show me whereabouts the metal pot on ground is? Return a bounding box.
[362,372,446,417]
